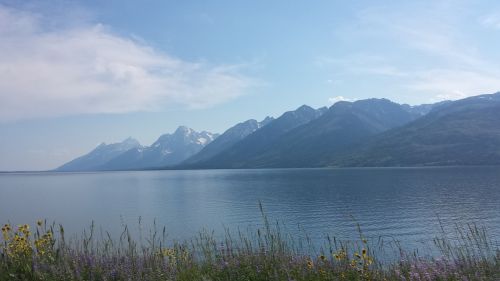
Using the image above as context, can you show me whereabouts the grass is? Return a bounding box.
[1,205,499,280]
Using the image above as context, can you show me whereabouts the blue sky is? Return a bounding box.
[1,0,500,171]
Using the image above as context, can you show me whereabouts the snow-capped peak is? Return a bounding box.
[197,137,208,145]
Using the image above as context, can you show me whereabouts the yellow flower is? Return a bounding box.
[362,248,367,257]
[333,249,347,261]
[37,220,43,226]
[161,248,175,257]
[306,260,314,269]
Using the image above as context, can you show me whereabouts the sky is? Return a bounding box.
[1,0,500,171]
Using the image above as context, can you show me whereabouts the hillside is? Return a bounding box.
[332,93,500,166]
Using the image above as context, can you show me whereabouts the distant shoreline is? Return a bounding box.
[2,164,500,174]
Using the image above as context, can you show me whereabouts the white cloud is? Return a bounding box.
[0,5,255,121]
[328,96,353,104]
[480,13,500,29]
[322,2,500,103]
[409,69,500,101]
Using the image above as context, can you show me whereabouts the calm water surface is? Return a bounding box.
[1,167,499,252]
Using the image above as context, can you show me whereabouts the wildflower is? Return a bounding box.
[37,220,43,226]
[1,227,8,239]
[333,249,346,261]
[160,247,177,265]
[306,259,314,269]
[319,254,326,261]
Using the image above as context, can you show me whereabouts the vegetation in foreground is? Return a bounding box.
[1,212,499,280]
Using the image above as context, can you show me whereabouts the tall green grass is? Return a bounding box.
[1,206,499,280]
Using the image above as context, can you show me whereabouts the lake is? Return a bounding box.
[1,167,499,254]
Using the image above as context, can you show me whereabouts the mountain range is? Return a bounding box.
[57,137,141,171]
[330,94,500,167]
[57,126,219,171]
[182,116,275,165]
[56,92,500,171]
